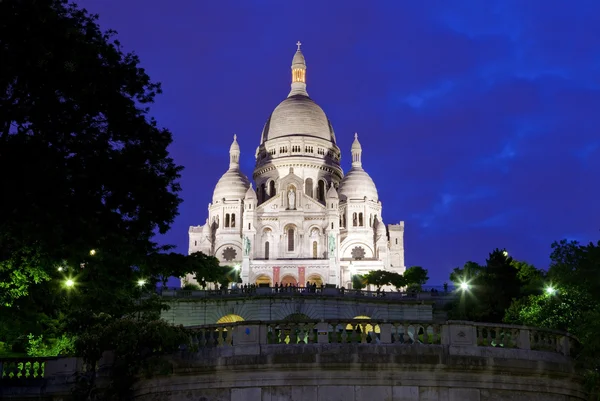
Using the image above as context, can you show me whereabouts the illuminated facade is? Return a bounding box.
[186,43,405,288]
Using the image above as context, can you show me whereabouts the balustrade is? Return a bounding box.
[0,358,46,380]
[1,320,576,385]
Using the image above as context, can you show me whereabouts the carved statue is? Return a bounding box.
[328,233,336,256]
[243,236,251,256]
[288,188,296,209]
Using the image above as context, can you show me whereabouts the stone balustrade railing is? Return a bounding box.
[186,319,575,356]
[163,287,451,301]
[0,320,576,386]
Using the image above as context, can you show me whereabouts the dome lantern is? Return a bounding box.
[229,134,241,170]
[289,41,308,97]
[351,133,362,168]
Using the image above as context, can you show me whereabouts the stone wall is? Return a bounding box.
[135,344,584,401]
[1,321,586,401]
[132,320,585,401]
[161,293,434,326]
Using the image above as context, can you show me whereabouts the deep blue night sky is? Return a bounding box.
[80,0,600,285]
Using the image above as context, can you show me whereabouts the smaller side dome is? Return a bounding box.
[326,183,339,199]
[245,184,257,200]
[212,135,251,203]
[339,133,379,202]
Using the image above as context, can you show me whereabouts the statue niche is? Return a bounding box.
[287,186,297,210]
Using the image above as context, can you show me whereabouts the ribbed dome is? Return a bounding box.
[338,168,378,202]
[212,170,250,203]
[261,95,335,143]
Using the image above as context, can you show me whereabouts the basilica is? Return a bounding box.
[185,43,405,288]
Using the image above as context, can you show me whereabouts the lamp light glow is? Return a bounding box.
[545,286,556,295]
[460,282,470,291]
[65,279,75,288]
[137,279,146,287]
[89,249,96,256]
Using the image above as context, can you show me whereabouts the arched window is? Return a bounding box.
[353,212,357,227]
[225,214,230,228]
[231,213,236,228]
[395,238,398,245]
[269,181,276,197]
[194,241,197,246]
[342,213,346,227]
[317,180,326,202]
[305,178,313,198]
[287,228,294,251]
[265,241,270,260]
[369,214,373,227]
[260,183,266,203]
[331,222,334,229]
[359,213,363,227]
[312,241,318,258]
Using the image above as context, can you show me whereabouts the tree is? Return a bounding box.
[0,0,183,307]
[352,274,367,290]
[446,249,533,323]
[363,270,406,290]
[504,239,600,397]
[0,0,201,362]
[403,266,429,290]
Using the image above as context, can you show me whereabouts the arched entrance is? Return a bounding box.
[346,315,380,334]
[306,274,324,287]
[255,275,272,286]
[280,275,297,286]
[216,314,244,324]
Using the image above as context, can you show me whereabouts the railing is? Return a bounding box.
[186,319,576,356]
[188,320,442,347]
[164,287,453,301]
[0,321,576,387]
[0,358,47,380]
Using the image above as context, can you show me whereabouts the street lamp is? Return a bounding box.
[137,279,146,287]
[545,286,556,296]
[502,250,508,257]
[89,249,97,256]
[459,281,470,291]
[65,278,75,288]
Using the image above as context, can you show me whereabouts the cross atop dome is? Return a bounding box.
[296,41,302,50]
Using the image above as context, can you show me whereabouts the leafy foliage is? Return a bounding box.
[351,274,366,290]
[504,239,600,398]
[0,0,183,307]
[447,249,539,323]
[74,317,191,400]
[26,333,75,357]
[403,266,429,290]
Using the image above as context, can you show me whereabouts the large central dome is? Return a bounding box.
[260,95,335,143]
[259,43,336,145]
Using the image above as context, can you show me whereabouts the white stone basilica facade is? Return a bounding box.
[185,44,405,288]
